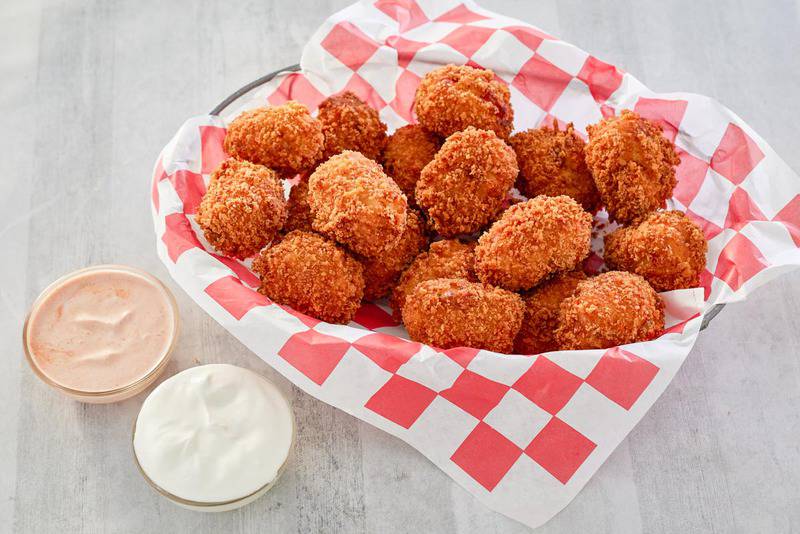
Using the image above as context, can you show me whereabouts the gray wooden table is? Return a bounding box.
[2,1,799,532]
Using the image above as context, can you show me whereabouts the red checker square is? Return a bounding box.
[278,329,350,385]
[724,187,767,231]
[440,25,495,58]
[686,210,723,241]
[585,347,659,410]
[451,421,522,491]
[600,104,615,118]
[277,304,321,328]
[577,55,624,104]
[365,374,437,428]
[210,253,260,288]
[386,35,427,69]
[714,232,769,292]
[773,194,800,247]
[376,0,428,32]
[512,54,572,112]
[525,418,596,484]
[353,332,421,373]
[151,158,166,213]
[633,97,688,143]
[434,3,488,23]
[700,268,714,300]
[342,72,387,111]
[268,73,327,111]
[321,22,380,71]
[389,69,422,123]
[710,123,765,185]
[162,212,202,262]
[442,346,480,367]
[440,370,509,419]
[512,356,583,415]
[168,169,206,215]
[205,275,270,320]
[199,126,228,175]
[673,149,709,208]
[352,303,397,330]
[503,25,549,51]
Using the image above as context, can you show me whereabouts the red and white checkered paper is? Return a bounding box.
[150,0,800,528]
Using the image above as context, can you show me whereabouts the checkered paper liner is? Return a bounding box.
[149,0,800,528]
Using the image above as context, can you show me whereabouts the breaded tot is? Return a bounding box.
[514,270,586,355]
[510,121,600,212]
[402,278,524,354]
[196,158,286,259]
[475,196,592,291]
[223,102,323,177]
[317,91,387,161]
[283,180,313,233]
[414,65,513,139]
[359,210,429,301]
[556,271,664,350]
[382,125,440,205]
[389,239,476,321]
[252,231,364,324]
[308,151,408,258]
[416,127,517,236]
[585,110,680,223]
[604,210,708,291]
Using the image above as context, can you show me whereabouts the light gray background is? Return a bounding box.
[2,1,799,533]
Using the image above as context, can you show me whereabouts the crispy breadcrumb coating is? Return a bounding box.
[317,91,387,161]
[389,239,476,321]
[604,210,708,291]
[252,231,364,324]
[283,180,313,233]
[414,65,513,139]
[416,127,517,236]
[223,102,323,177]
[382,125,441,205]
[402,278,524,354]
[556,271,664,350]
[308,151,408,258]
[585,110,680,223]
[359,210,429,301]
[514,270,586,354]
[510,121,600,212]
[196,158,286,259]
[475,196,592,290]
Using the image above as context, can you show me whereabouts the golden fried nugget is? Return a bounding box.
[196,158,286,259]
[510,121,600,212]
[402,278,524,354]
[317,91,387,161]
[514,271,586,355]
[283,180,313,233]
[475,196,592,291]
[556,271,664,350]
[252,231,364,324]
[223,102,323,177]
[414,65,513,139]
[382,125,441,205]
[359,210,429,301]
[416,127,517,236]
[308,151,408,258]
[389,239,476,321]
[604,210,708,291]
[585,110,680,223]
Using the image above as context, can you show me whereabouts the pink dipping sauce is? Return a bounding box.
[24,266,177,398]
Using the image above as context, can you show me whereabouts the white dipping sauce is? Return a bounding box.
[133,364,293,506]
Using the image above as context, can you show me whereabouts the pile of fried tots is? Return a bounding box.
[196,64,708,354]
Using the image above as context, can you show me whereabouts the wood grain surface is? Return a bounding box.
[1,1,799,532]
